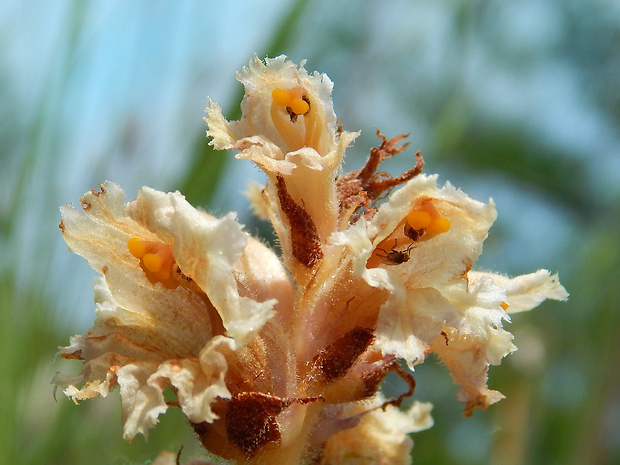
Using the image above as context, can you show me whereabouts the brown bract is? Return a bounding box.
[337,129,424,221]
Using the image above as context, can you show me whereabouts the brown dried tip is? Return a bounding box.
[337,128,424,221]
[360,359,416,409]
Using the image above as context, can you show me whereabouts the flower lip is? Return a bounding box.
[206,55,340,158]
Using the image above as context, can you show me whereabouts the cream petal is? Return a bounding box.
[369,174,497,289]
[376,287,458,370]
[431,277,516,414]
[245,180,269,220]
[234,136,294,172]
[470,269,569,313]
[205,56,363,276]
[331,174,497,289]
[236,55,338,155]
[320,400,433,465]
[60,182,215,357]
[116,336,234,441]
[56,277,220,422]
[235,235,295,319]
[204,99,238,150]
[57,183,258,440]
[117,361,167,440]
[205,55,338,156]
[127,186,276,344]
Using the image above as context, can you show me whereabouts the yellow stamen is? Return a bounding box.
[143,253,163,273]
[406,210,432,230]
[127,237,147,258]
[271,88,292,107]
[427,217,451,234]
[500,301,510,311]
[289,98,309,115]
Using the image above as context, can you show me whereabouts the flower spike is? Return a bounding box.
[57,56,567,465]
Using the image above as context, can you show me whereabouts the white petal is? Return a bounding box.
[117,361,167,440]
[320,400,433,465]
[370,174,497,289]
[471,269,569,313]
[431,277,515,413]
[376,287,457,370]
[117,336,234,441]
[204,99,238,150]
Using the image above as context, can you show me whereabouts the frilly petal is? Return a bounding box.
[320,400,433,465]
[331,174,497,290]
[118,336,234,440]
[204,99,238,151]
[376,287,457,370]
[127,186,276,344]
[369,174,497,289]
[60,182,215,357]
[57,181,287,441]
[431,276,515,414]
[205,55,338,156]
[470,269,569,313]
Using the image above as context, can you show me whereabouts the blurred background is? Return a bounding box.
[1,0,619,464]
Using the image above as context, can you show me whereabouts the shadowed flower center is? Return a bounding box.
[270,86,323,153]
[368,203,452,268]
[127,237,179,288]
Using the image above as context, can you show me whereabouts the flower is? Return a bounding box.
[56,56,568,464]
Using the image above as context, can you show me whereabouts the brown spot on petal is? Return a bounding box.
[464,395,487,417]
[454,258,473,284]
[360,359,395,399]
[312,327,374,382]
[226,392,288,454]
[225,392,324,455]
[91,184,106,196]
[276,176,323,268]
[80,201,91,211]
[60,351,83,360]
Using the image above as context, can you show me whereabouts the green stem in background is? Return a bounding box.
[179,0,310,207]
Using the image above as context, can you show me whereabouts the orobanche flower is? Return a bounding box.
[56,56,568,464]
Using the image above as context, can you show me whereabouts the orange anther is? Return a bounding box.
[143,253,163,273]
[271,88,292,107]
[289,98,309,115]
[427,217,451,234]
[127,237,147,258]
[406,210,432,230]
